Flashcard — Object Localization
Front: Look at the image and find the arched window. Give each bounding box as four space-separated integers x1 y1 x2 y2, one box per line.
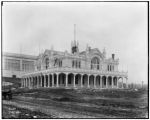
91 57 100 70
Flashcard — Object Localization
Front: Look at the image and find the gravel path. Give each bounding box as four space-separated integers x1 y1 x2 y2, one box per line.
3 100 96 118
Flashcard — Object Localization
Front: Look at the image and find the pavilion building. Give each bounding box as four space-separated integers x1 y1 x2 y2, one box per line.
21 40 128 89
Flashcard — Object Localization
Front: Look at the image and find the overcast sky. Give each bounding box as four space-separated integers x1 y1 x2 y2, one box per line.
2 2 148 84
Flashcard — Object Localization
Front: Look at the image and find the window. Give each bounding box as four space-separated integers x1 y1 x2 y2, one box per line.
76 61 77 68
22 60 34 72
4 59 20 71
59 60 62 67
97 65 99 70
45 58 49 69
112 65 114 71
79 61 81 68
54 58 62 67
91 57 100 70
72 60 81 68
72 61 74 67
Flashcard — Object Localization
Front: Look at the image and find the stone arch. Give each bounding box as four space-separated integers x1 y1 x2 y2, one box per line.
96 75 101 87
33 76 36 88
118 76 123 88
75 74 81 87
89 75 94 87
83 74 88 87
45 74 49 87
37 76 40 88
49 74 53 87
53 73 57 87
68 73 74 87
102 76 106 88
113 76 117 88
108 76 112 88
59 73 66 87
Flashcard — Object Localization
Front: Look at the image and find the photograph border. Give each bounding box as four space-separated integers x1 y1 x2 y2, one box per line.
1 1 149 119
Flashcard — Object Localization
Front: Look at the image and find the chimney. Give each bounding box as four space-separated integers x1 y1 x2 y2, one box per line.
112 54 115 60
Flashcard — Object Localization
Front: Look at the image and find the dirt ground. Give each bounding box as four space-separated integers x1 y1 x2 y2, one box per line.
2 88 148 118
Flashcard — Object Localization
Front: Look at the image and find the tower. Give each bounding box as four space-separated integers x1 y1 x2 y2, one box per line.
71 24 79 54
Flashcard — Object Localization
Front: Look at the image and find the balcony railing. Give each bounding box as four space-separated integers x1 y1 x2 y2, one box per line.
22 66 128 77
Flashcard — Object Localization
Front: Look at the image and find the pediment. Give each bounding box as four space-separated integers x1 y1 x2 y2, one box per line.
89 48 104 59
43 49 51 56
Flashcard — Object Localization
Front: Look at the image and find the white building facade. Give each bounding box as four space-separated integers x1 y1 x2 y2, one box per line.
21 40 128 89
3 52 37 78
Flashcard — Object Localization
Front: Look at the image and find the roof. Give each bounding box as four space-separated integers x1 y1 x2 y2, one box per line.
3 52 38 60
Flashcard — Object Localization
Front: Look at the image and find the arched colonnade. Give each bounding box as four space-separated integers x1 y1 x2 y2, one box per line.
21 73 127 89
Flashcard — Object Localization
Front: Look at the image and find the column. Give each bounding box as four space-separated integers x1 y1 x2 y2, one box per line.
112 76 114 88
20 60 22 71
44 75 46 87
100 76 102 88
24 78 26 87
28 78 30 88
26 78 28 87
40 76 42 87
21 78 23 87
48 74 50 87
65 73 68 87
94 75 96 88
73 74 76 88
52 74 54 87
29 77 31 88
122 78 123 89
81 74 83 88
56 73 59 87
106 76 108 88
25 78 27 88
87 75 90 88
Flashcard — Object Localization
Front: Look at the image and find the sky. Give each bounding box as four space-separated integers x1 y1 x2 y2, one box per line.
2 2 148 84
